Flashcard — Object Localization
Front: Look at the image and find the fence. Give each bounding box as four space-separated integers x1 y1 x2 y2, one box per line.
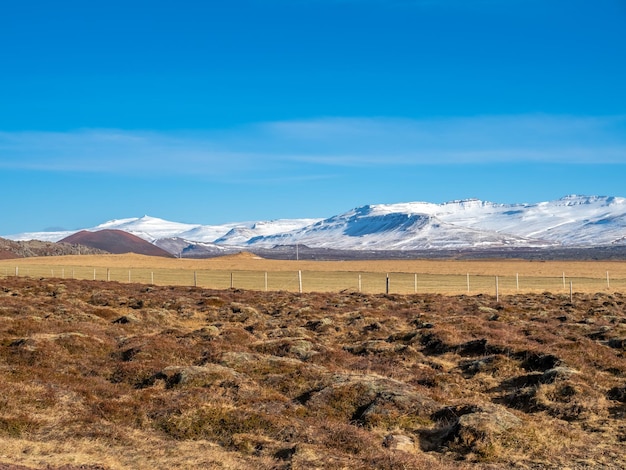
2 264 624 296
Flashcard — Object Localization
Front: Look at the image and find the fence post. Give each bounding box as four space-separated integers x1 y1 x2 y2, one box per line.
15 267 18 277
358 274 362 293
107 269 110 282
414 273 418 293
151 272 154 284
386 274 390 294
607 271 610 288
467 273 470 293
570 281 573 302
298 270 303 293
93 269 96 281
562 272 566 289
128 270 131 282
495 276 499 302
516 273 519 291
194 271 197 287
230 273 233 289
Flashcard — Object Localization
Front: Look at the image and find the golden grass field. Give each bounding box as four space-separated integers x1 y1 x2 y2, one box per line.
1 253 626 295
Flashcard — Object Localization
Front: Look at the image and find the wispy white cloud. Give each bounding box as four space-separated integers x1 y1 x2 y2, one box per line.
259 114 626 165
0 114 624 177
0 129 263 175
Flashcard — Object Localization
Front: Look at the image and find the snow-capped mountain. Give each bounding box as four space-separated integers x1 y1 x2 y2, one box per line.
214 219 322 245
4 216 202 243
401 195 626 246
4 196 626 253
246 209 549 250
95 216 201 241
6 216 320 245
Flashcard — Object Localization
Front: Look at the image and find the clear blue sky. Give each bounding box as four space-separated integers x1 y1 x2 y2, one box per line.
1 0 625 234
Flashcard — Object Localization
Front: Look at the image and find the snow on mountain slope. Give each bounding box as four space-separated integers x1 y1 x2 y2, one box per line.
505 196 626 245
246 206 550 250
350 196 626 244
174 223 249 244
371 195 626 246
214 219 322 245
93 216 201 242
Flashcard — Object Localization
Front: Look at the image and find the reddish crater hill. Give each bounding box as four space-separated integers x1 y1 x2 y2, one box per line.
60 230 173 257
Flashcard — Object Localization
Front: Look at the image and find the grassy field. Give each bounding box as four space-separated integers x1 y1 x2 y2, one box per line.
1 253 626 295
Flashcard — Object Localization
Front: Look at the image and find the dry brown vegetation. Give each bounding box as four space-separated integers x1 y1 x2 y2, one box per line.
1 275 625 469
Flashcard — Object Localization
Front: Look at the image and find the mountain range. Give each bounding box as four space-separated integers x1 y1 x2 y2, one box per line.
4 195 626 258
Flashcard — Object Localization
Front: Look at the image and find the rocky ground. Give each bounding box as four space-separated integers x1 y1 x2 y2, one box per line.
0 277 625 469
0 239 106 259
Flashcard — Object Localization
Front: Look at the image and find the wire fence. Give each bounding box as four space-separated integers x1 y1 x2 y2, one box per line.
2 264 624 296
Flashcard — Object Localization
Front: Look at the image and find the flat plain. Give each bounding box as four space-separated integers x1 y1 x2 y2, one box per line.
1 253 626 295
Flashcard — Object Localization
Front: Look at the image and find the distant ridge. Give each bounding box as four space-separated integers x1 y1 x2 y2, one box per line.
0 237 106 258
5 195 626 256
60 230 173 257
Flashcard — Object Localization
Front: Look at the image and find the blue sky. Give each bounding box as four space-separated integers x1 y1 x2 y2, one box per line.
1 0 625 234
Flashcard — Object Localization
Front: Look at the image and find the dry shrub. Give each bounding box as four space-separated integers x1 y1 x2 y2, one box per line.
307 381 374 421
263 366 331 400
0 414 40 438
157 405 282 446
317 421 377 456
534 380 607 421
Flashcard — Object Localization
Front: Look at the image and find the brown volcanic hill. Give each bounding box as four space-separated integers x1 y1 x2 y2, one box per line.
60 229 173 257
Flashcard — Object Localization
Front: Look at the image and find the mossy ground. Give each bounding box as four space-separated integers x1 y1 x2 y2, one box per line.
0 277 625 469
